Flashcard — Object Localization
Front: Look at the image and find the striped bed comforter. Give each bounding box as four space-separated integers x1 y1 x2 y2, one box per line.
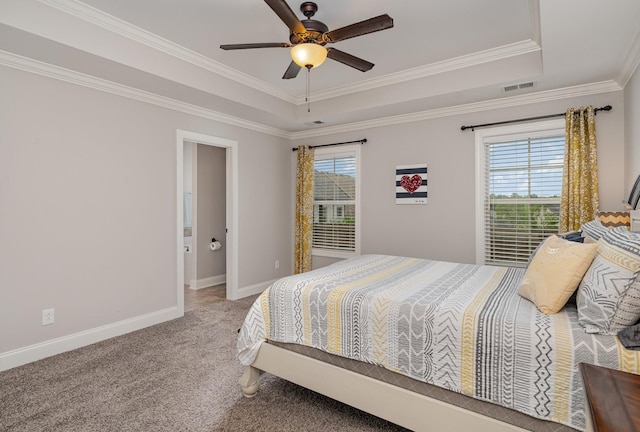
237 255 640 431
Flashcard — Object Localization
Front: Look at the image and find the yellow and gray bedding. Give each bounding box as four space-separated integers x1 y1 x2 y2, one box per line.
238 254 640 431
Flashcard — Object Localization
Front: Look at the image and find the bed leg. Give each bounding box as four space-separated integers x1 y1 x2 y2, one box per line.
238 366 262 398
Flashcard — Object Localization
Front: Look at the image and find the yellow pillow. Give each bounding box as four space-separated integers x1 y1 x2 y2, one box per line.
518 235 598 314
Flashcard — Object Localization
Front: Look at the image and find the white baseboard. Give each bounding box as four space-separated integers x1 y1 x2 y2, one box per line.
230 278 277 300
189 274 226 290
0 306 179 372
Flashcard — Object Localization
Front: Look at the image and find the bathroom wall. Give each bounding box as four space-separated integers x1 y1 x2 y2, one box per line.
195 144 226 285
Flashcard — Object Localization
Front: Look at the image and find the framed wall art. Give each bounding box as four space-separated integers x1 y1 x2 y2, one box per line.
396 164 427 204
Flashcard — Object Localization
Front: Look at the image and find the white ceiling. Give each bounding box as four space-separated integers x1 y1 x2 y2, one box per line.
1 0 639 135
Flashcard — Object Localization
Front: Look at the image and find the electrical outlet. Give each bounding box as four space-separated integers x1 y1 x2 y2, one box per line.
275 260 280 270
42 308 55 326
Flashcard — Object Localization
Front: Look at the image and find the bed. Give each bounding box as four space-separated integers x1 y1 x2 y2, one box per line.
237 253 640 432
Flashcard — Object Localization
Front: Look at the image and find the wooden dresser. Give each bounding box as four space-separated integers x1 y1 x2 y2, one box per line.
580 362 640 431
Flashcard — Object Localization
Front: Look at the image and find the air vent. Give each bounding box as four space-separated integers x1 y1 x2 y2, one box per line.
503 82 536 93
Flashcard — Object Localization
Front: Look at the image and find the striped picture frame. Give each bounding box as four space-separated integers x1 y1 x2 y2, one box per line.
396 164 427 204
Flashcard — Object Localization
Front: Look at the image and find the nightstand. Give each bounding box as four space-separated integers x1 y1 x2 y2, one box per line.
580 362 640 431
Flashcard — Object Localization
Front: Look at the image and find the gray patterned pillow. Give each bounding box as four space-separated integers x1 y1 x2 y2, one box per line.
580 219 609 242
577 227 640 334
611 266 640 330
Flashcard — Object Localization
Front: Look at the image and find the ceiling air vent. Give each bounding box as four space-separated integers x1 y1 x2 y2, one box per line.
503 81 536 93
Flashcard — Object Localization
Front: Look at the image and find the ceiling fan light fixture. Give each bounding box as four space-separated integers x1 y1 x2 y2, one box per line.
290 43 327 68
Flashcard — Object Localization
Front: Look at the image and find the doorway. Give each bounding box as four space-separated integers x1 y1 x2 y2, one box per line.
176 130 239 317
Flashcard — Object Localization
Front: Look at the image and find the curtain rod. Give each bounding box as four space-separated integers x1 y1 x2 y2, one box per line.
460 105 612 132
292 138 367 152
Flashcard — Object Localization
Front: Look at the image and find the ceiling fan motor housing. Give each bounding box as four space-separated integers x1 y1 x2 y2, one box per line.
290 21 328 44
290 2 327 45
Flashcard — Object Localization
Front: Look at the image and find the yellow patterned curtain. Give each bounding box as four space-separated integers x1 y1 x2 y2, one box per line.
295 145 315 274
559 106 599 232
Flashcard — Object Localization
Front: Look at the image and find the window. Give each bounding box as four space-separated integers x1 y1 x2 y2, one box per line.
475 120 565 267
312 145 360 258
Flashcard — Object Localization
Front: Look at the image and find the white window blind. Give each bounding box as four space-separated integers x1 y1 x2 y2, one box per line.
482 133 565 267
313 152 356 253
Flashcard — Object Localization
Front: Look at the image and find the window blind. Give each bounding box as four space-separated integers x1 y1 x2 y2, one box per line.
483 135 564 267
313 154 356 252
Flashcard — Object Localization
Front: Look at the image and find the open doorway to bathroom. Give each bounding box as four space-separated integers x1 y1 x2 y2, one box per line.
183 142 226 310
176 130 239 317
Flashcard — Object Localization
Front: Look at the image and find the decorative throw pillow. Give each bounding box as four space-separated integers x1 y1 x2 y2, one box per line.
577 228 640 334
611 267 640 330
518 235 598 314
551 230 586 306
580 219 609 243
558 234 584 306
526 231 583 269
596 211 631 229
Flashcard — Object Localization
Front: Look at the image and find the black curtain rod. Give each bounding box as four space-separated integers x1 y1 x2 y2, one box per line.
460 105 612 131
292 138 367 152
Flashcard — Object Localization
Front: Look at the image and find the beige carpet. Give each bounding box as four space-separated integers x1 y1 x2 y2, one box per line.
0 287 408 431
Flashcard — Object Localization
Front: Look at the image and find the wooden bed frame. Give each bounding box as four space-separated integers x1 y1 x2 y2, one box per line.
238 342 594 432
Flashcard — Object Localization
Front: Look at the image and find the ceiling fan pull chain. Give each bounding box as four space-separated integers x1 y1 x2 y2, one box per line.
306 66 311 112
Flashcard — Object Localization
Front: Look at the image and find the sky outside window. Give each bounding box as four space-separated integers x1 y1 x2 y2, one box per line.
489 136 564 198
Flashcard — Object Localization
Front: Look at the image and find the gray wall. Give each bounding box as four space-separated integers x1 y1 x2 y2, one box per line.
196 144 226 280
0 65 293 354
300 91 626 269
1 58 636 364
625 65 640 194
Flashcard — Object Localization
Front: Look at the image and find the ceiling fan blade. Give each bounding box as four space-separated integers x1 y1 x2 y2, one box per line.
282 61 301 79
324 14 394 43
264 0 307 35
326 48 374 72
220 42 291 50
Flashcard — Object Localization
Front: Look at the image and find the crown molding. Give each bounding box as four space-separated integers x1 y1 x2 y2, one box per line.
36 0 298 104
303 40 541 104
0 50 290 139
618 27 640 87
291 80 622 139
29 0 633 113
1 49 622 142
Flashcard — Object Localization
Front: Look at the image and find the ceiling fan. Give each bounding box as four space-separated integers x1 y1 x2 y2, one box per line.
220 0 394 79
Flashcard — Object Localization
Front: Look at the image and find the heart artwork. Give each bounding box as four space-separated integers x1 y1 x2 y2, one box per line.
400 174 422 194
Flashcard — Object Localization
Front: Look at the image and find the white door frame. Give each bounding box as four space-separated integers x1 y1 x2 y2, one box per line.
176 129 239 316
